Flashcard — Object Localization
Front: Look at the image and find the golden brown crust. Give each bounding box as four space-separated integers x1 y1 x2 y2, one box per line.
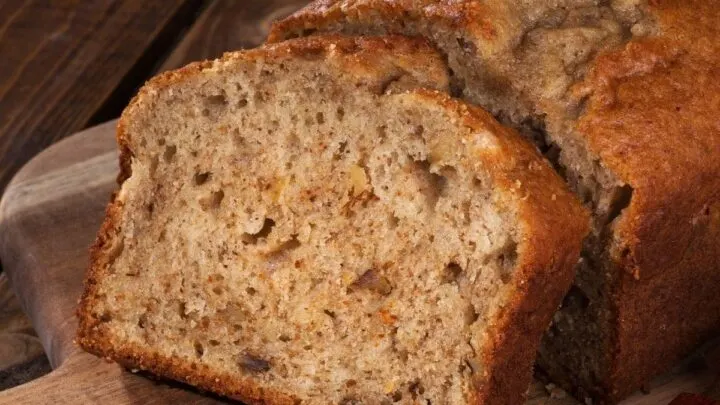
126 33 448 102
270 1 720 402
79 324 299 404
574 1 720 400
78 35 588 404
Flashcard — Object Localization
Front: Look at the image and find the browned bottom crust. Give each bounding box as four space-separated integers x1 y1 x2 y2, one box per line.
79 330 299 405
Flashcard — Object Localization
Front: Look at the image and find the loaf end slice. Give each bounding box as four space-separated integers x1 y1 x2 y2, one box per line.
77 35 588 405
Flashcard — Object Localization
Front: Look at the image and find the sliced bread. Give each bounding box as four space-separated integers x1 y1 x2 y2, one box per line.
77 35 588 405
270 1 720 402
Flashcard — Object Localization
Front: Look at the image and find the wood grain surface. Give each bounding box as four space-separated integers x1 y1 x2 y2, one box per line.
0 273 48 390
159 0 310 72
0 122 717 404
0 0 206 194
0 274 44 372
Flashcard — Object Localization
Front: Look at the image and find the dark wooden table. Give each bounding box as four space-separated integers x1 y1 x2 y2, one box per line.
0 0 309 389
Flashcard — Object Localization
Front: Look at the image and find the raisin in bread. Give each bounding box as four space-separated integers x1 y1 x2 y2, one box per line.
269 1 720 403
77 35 588 405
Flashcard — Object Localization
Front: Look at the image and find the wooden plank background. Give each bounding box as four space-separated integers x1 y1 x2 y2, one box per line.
159 0 310 72
0 0 206 194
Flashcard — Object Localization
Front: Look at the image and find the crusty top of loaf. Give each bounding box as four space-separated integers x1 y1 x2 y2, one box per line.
137 34 450 95
270 0 720 280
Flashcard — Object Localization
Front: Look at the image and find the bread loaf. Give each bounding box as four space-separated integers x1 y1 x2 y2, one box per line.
269 1 720 403
77 35 588 404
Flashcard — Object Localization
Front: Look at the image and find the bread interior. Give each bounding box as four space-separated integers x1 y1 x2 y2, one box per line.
92 58 520 404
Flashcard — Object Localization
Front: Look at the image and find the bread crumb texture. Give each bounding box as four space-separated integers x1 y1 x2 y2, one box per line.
78 36 587 405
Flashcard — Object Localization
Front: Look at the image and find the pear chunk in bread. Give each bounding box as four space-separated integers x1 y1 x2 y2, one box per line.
78 35 588 405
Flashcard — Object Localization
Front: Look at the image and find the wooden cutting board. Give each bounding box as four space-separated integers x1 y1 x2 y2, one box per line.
0 121 716 404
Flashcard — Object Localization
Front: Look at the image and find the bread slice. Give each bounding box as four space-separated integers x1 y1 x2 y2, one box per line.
77 35 588 405
270 2 720 402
